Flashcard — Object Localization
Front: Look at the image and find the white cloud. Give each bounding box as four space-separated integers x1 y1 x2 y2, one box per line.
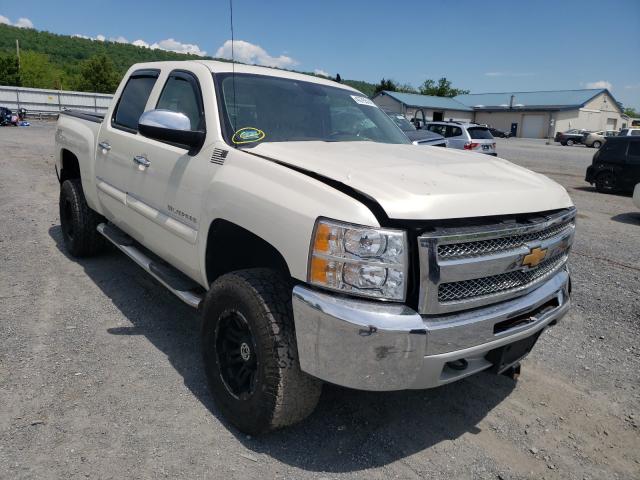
215 40 297 68
585 80 612 90
14 17 33 28
71 31 207 57
624 83 640 90
150 38 206 56
314 68 330 77
0 14 34 28
485 71 535 77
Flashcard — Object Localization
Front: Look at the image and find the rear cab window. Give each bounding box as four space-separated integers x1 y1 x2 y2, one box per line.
112 69 159 132
468 127 494 140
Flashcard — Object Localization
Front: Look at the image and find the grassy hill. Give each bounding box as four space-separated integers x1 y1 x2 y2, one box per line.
0 23 376 95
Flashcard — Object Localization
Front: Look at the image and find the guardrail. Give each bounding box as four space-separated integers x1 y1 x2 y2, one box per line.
0 85 113 117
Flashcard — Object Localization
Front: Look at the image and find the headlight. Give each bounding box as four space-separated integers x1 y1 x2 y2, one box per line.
308 218 408 301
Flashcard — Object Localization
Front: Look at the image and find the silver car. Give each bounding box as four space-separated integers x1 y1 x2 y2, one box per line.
426 121 497 156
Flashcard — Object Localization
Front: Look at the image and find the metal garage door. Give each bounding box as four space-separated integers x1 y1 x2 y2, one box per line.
522 115 545 138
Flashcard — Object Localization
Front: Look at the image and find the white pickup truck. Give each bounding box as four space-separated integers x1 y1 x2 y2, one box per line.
55 61 575 434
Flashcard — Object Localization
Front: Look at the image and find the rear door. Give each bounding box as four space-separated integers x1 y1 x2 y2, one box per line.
95 69 160 231
445 125 466 149
624 140 640 190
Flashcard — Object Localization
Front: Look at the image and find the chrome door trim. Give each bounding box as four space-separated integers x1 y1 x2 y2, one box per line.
125 193 198 245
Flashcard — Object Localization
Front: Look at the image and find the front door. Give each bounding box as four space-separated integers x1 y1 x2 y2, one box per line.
126 69 212 279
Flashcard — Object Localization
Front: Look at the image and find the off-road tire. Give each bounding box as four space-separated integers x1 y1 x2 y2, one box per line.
59 179 106 257
595 171 616 193
202 269 322 434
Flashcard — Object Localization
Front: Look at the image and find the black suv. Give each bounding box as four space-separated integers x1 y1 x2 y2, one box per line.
585 136 640 193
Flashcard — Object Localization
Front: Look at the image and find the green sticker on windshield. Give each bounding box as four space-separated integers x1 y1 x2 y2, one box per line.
232 127 265 144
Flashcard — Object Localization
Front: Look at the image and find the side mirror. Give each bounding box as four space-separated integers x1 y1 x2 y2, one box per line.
138 109 205 151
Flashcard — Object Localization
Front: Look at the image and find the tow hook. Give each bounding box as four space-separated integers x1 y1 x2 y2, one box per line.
501 363 522 381
446 359 468 371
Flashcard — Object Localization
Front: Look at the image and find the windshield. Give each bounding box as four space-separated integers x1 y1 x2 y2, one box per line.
468 127 494 139
388 114 416 131
215 73 410 145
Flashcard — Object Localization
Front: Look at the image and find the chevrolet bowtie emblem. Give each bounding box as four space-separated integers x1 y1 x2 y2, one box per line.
522 247 547 268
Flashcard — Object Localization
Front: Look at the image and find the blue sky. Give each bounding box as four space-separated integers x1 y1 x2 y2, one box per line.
2 0 639 109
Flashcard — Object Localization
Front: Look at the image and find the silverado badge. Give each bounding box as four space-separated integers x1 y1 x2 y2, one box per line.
522 247 547 268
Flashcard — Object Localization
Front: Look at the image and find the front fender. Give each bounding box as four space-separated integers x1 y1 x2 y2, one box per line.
197 151 379 285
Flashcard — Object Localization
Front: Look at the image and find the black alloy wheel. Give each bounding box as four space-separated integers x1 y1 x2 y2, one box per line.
215 309 258 399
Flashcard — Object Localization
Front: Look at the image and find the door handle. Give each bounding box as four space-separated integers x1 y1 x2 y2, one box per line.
133 155 150 167
98 141 111 151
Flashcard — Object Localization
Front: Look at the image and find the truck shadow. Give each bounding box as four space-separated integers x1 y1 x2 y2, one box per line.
49 225 516 473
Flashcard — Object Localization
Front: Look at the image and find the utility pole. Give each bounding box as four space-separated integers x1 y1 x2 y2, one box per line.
16 39 20 72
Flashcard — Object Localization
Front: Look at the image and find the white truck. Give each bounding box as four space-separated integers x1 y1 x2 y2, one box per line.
55 61 575 434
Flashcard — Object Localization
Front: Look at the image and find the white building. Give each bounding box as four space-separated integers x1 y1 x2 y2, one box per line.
372 88 627 138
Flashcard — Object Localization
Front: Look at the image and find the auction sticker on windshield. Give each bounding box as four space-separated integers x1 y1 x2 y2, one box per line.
351 95 377 107
232 127 266 145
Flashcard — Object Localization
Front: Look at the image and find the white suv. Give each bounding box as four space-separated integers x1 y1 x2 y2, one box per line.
426 121 497 156
618 128 640 136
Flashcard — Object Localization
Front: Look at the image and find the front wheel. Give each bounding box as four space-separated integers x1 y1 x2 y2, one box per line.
202 269 322 434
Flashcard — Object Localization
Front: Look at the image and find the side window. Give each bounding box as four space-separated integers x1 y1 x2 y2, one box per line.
627 142 640 163
428 124 446 136
601 141 627 162
157 72 205 131
631 130 640 136
112 71 159 131
447 126 463 137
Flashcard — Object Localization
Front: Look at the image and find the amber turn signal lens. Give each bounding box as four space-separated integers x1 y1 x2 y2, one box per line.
313 223 332 253
310 257 329 283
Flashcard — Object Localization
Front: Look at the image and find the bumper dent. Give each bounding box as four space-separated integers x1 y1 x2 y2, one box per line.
292 270 570 391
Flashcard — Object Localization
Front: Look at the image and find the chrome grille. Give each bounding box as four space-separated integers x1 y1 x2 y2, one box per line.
438 254 566 303
438 219 573 259
417 207 576 314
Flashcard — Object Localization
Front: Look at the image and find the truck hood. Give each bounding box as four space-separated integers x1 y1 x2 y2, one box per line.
250 141 573 220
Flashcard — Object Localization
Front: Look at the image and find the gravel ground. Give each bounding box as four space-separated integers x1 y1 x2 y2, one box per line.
1 124 638 480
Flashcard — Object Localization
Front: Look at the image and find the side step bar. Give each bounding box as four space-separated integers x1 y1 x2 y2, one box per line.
97 223 204 309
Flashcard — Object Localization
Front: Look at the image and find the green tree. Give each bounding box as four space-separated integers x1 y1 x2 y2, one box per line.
374 78 398 94
624 107 637 117
419 77 469 97
20 51 63 89
0 53 21 86
396 83 418 94
75 54 120 93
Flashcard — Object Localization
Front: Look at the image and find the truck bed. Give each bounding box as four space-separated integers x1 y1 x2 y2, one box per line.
59 110 105 123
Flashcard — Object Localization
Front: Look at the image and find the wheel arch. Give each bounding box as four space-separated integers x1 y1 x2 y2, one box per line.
204 219 291 286
59 149 81 183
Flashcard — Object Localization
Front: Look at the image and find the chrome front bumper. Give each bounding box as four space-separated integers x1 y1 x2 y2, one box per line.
292 269 570 391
